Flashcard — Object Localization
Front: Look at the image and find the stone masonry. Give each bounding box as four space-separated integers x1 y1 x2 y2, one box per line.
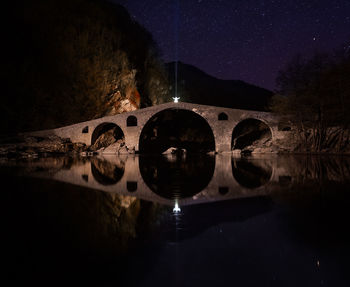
26 102 283 153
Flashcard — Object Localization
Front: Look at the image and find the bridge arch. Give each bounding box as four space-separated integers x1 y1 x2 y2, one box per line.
91 122 124 147
231 118 272 151
138 108 216 154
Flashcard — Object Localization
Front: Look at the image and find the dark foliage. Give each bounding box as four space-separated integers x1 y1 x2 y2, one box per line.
271 45 350 152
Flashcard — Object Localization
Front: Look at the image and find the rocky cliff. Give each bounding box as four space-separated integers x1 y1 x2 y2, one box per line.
0 0 169 134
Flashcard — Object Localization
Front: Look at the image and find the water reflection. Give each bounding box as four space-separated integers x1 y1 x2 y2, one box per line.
232 158 272 189
139 154 215 199
1 155 350 286
287 156 350 182
90 157 125 185
1 155 350 207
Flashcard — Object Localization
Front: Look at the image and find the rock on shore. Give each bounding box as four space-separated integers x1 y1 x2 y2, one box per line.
0 135 87 158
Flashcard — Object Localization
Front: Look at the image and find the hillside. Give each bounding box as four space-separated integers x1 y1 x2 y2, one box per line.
166 62 273 111
0 0 169 134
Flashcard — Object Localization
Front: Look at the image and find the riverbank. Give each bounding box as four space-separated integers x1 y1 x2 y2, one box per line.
0 134 87 159
1 132 349 159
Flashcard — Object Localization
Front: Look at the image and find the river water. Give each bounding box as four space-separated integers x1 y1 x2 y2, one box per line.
1 154 350 286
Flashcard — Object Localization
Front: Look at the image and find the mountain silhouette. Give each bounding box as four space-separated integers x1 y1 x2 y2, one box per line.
166 61 273 111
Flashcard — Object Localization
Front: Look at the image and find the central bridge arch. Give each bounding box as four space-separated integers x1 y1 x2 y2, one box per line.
138 108 216 153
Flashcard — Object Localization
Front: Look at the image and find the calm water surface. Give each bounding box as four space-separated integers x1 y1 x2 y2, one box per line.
1 154 350 286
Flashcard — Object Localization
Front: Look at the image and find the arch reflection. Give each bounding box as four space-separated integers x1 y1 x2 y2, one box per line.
91 157 125 185
232 158 272 189
139 155 215 199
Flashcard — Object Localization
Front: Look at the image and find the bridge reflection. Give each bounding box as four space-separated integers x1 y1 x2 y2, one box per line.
139 154 215 199
232 158 272 189
91 157 125 185
5 155 350 206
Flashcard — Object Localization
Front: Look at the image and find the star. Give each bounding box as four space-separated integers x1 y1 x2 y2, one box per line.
115 0 350 90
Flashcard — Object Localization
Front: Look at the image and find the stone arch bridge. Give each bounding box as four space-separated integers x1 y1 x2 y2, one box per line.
29 102 284 153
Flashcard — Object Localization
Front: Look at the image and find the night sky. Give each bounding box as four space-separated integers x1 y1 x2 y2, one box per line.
114 0 350 90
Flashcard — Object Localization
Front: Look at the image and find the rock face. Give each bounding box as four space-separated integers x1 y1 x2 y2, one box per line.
243 134 275 154
102 140 126 154
162 147 187 155
232 119 275 154
90 128 123 152
89 125 131 155
100 70 141 117
1 0 169 134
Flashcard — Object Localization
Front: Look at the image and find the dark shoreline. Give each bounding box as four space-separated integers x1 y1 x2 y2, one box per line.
1 133 349 159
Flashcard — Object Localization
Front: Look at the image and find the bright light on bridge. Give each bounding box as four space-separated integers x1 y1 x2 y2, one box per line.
173 201 181 213
172 96 180 103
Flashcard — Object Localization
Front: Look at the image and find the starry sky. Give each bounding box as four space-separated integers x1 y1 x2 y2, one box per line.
113 0 350 90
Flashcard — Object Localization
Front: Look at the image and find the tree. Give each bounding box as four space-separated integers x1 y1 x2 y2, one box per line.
271 46 350 152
